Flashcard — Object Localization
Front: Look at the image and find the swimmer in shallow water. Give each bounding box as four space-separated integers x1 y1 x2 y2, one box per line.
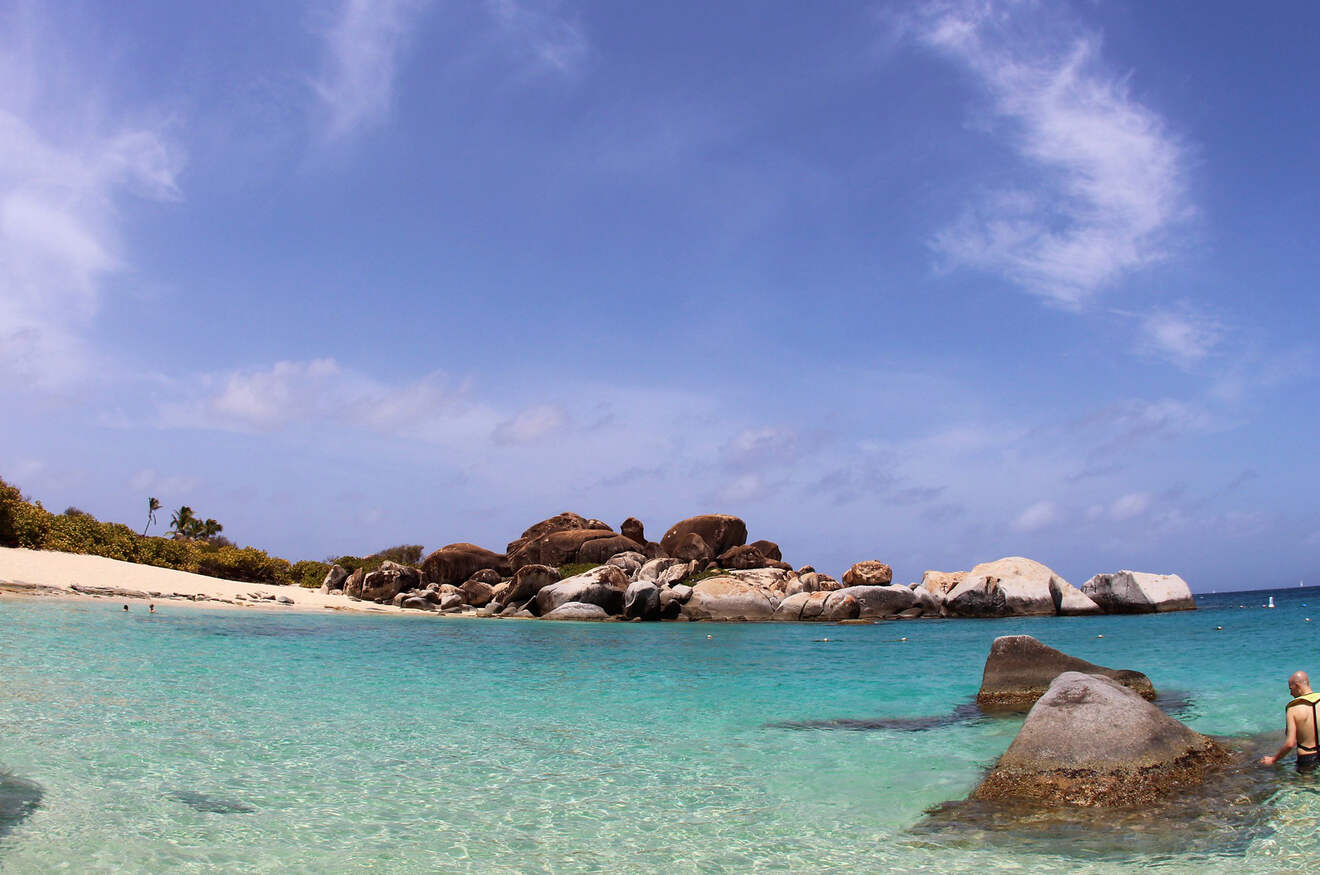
122 604 129 612
1262 670 1320 771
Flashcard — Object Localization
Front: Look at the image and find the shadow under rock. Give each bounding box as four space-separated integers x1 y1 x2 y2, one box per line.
166 789 257 814
0 770 43 839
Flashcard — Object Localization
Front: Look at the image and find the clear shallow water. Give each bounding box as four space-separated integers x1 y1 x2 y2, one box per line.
1 589 1319 872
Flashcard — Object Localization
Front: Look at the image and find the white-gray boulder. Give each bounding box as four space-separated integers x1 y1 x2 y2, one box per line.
543 602 610 620
1082 571 1196 613
681 576 779 620
944 557 1064 618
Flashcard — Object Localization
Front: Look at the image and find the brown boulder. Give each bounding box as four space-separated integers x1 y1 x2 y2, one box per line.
660 514 748 557
577 535 650 565
717 544 768 570
357 560 422 603
670 532 714 563
620 517 646 545
976 635 1155 710
750 539 782 561
458 578 495 608
497 564 560 608
509 528 618 570
342 567 366 598
505 512 591 555
842 560 894 587
421 543 509 587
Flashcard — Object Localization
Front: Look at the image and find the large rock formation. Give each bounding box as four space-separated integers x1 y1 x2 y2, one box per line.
973 672 1229 806
505 512 592 556
576 535 647 565
944 557 1068 618
660 514 747 558
508 528 617 570
976 635 1155 709
421 544 508 587
681 576 778 620
1082 571 1196 613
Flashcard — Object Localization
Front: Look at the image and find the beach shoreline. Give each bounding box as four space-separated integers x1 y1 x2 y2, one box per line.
0 547 410 616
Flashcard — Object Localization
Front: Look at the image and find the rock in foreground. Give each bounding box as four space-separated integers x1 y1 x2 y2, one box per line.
974 672 1229 807
976 635 1155 710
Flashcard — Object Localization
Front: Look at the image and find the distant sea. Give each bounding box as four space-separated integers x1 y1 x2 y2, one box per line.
3 587 1320 872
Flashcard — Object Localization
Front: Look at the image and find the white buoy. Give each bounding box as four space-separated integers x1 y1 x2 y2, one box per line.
1268 596 1276 609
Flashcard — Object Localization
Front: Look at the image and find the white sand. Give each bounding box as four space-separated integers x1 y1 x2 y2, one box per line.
0 547 404 615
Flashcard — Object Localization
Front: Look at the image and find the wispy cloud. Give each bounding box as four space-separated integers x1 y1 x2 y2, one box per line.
0 11 183 388
159 358 504 444
1012 499 1059 533
1133 304 1223 369
913 1 1191 306
485 0 588 77
312 0 430 140
494 404 569 445
1108 491 1150 521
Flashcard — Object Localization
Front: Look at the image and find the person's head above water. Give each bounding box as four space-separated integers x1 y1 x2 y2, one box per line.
1290 671 1312 696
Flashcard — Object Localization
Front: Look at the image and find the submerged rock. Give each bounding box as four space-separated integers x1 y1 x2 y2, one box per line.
0 770 42 838
976 635 1155 710
973 672 1229 807
1082 571 1196 613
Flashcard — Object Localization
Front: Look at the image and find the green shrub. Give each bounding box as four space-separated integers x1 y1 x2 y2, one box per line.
557 562 598 579
678 568 724 587
292 559 332 588
372 544 424 565
195 545 293 586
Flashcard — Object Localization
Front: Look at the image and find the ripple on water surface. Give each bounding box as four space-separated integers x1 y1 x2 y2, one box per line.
1 593 1319 871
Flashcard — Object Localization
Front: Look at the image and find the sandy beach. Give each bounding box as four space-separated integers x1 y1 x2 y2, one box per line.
0 547 404 615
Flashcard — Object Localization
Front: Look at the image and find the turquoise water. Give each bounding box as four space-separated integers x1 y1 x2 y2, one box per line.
2 590 1320 872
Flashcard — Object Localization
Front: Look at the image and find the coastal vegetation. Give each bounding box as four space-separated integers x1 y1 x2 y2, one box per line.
0 476 328 587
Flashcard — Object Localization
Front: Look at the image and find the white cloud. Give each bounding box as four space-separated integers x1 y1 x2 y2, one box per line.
1136 306 1223 369
494 404 569 445
486 0 588 77
1012 499 1059 532
1109 491 1149 521
313 0 430 140
0 14 183 388
160 358 503 444
914 2 1191 306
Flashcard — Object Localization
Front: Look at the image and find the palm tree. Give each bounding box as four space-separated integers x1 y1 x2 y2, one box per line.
143 497 161 536
170 506 196 539
201 519 223 541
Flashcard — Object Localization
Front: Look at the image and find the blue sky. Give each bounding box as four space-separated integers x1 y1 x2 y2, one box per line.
2 0 1317 590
